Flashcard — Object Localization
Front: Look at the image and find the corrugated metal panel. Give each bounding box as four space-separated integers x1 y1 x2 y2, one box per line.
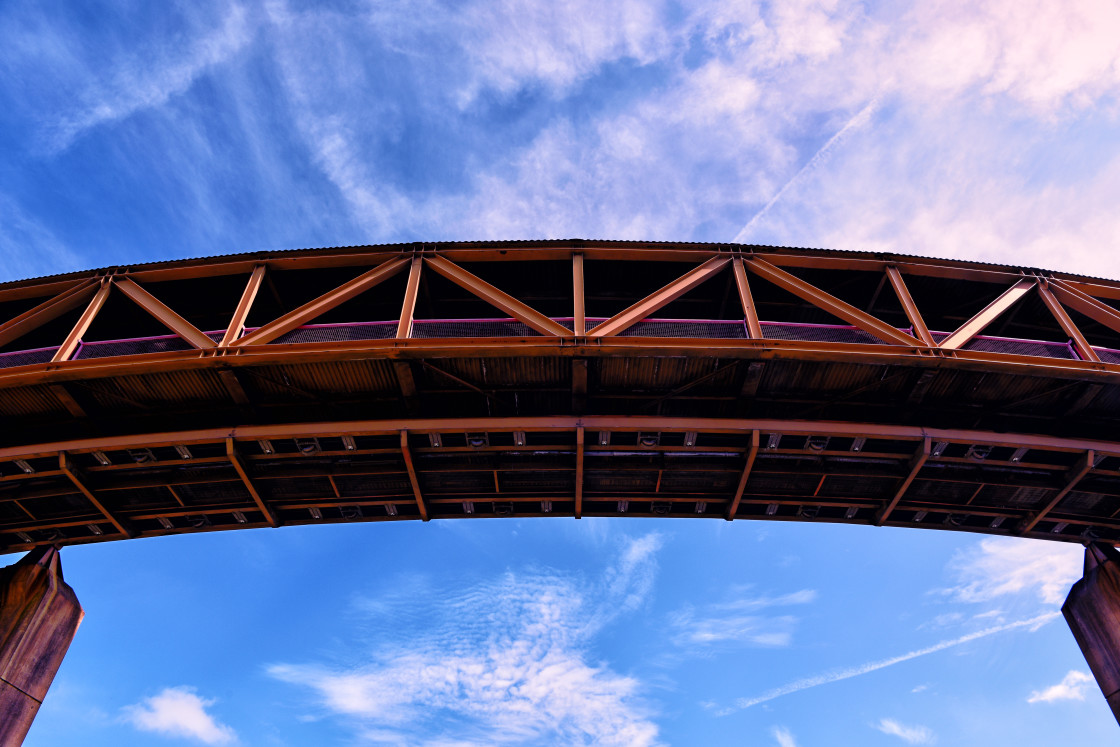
0 386 69 418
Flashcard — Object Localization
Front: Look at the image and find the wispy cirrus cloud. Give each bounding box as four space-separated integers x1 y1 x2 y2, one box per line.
714 612 1057 714
772 725 799 747
269 534 664 746
1028 670 1094 704
121 687 236 745
874 717 936 745
669 588 816 648
941 537 1083 607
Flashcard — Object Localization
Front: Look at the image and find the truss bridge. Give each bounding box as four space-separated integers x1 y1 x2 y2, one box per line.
0 240 1118 552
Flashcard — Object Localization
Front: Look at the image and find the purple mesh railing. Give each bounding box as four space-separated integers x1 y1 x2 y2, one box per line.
0 315 1106 367
0 345 60 369
75 331 225 360
929 332 1077 360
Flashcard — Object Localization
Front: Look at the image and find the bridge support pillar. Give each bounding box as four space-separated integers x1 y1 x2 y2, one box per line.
1064 543 1120 726
0 547 83 745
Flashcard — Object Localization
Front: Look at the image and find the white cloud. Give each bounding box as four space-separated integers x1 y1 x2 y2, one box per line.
772 725 799 747
874 718 935 744
47 4 254 152
122 687 236 745
1028 670 1094 704
943 537 1083 606
269 535 663 746
669 589 816 647
718 611 1057 713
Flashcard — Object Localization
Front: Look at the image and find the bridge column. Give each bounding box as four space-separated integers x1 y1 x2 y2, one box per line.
0 547 83 745
1064 543 1120 725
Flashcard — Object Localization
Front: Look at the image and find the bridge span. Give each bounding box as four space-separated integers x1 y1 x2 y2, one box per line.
4 240 1120 739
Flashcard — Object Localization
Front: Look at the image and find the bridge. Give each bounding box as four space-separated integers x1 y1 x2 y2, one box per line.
4 240 1120 740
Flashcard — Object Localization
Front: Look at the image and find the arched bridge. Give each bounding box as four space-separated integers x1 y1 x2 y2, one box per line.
1 240 1119 552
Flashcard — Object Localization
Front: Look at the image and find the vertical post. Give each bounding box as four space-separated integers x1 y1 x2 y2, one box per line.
0 547 84 745
1063 543 1120 725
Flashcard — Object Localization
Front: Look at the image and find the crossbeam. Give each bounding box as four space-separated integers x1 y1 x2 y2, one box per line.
885 266 934 346
424 256 571 337
232 257 411 346
219 264 266 347
1037 282 1100 362
226 438 280 527
591 257 729 338
876 437 930 524
725 429 760 520
59 453 131 538
745 258 922 346
115 278 216 349
52 280 112 362
1018 449 1095 534
400 430 429 521
0 279 100 350
939 278 1036 350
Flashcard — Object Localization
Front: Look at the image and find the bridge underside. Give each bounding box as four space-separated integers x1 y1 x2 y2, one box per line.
0 241 1119 551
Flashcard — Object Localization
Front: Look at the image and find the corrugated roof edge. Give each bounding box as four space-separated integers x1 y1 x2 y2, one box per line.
0 238 1116 290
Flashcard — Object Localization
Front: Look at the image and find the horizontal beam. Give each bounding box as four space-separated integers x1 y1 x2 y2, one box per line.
4 415 1120 463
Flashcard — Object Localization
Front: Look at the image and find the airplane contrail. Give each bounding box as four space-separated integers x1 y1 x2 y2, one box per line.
716 611 1059 714
732 96 880 244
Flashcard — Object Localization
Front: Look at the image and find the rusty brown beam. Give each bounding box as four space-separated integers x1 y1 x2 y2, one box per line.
59 452 132 538
885 266 935 346
397 258 423 339
115 278 217 350
1048 279 1120 336
0 279 99 350
399 430 430 521
52 280 112 363
591 257 730 338
575 426 585 519
733 258 763 339
725 429 760 520
1018 449 1095 534
424 256 570 337
233 257 411 346
219 264 266 347
573 252 586 336
876 437 931 524
225 438 279 527
1037 282 1100 362
939 278 1036 350
745 258 922 346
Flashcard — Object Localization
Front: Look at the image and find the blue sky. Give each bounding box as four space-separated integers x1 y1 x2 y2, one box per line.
4 0 1120 744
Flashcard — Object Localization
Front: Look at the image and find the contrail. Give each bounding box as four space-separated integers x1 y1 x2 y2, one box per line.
732 96 880 244
716 611 1059 714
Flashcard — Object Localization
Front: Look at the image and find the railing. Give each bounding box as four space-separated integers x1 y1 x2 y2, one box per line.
0 317 1090 369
